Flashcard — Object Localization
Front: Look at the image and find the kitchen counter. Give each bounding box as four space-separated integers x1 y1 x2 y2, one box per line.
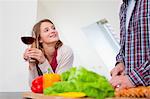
22 92 148 99
0 92 22 99
0 92 147 99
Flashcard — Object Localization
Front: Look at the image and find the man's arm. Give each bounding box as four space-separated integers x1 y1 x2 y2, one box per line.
128 61 150 86
116 48 124 65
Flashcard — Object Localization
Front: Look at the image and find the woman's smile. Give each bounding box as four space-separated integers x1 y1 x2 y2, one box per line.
49 34 57 38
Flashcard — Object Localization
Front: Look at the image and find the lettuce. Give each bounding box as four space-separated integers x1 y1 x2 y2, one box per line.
44 67 114 99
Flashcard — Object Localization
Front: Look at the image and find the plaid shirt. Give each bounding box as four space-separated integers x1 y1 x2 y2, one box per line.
116 0 150 86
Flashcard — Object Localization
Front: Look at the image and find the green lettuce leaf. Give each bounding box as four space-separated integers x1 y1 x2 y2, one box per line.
44 67 114 99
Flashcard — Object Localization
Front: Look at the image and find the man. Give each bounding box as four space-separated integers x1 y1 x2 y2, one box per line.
110 0 150 90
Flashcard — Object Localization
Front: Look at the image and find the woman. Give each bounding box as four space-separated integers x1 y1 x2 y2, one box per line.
23 19 74 85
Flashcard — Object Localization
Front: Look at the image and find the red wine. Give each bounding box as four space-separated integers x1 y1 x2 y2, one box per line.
21 36 35 45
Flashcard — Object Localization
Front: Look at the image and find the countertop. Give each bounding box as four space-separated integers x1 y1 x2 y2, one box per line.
22 92 148 99
0 92 23 99
0 92 147 99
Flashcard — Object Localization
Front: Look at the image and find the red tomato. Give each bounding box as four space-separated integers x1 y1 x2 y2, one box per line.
31 84 43 93
32 76 43 85
31 76 43 93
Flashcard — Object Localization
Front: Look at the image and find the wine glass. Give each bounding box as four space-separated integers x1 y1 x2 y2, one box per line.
21 36 35 45
21 36 36 63
21 36 43 76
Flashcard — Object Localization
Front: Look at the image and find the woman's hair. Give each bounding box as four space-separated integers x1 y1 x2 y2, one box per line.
31 19 63 50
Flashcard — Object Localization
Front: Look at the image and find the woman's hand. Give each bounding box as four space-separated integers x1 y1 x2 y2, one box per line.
110 62 125 77
23 48 46 64
23 48 30 61
110 75 134 90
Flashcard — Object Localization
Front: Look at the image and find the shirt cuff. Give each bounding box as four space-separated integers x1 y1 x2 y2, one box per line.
116 55 124 65
127 69 146 86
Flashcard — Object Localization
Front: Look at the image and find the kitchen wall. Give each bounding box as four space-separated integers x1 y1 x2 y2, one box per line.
0 0 37 92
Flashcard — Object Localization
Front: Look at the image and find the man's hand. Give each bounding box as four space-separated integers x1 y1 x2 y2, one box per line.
110 75 134 90
110 62 125 77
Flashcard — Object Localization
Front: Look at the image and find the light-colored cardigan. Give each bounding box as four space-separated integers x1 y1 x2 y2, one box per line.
29 44 74 85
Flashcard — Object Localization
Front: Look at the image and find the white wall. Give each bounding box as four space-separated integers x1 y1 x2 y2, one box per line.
37 0 121 79
82 22 120 77
0 0 37 92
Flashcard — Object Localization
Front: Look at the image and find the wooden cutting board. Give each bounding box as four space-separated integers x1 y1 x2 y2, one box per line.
22 92 92 99
22 92 147 99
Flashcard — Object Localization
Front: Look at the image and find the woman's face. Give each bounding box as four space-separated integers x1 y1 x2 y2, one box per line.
40 22 59 44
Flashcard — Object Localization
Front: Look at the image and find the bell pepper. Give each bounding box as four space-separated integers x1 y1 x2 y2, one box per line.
31 73 61 93
43 73 61 89
31 76 43 93
57 92 86 98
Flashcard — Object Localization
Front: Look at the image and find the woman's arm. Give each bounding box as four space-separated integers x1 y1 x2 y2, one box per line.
56 45 74 74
